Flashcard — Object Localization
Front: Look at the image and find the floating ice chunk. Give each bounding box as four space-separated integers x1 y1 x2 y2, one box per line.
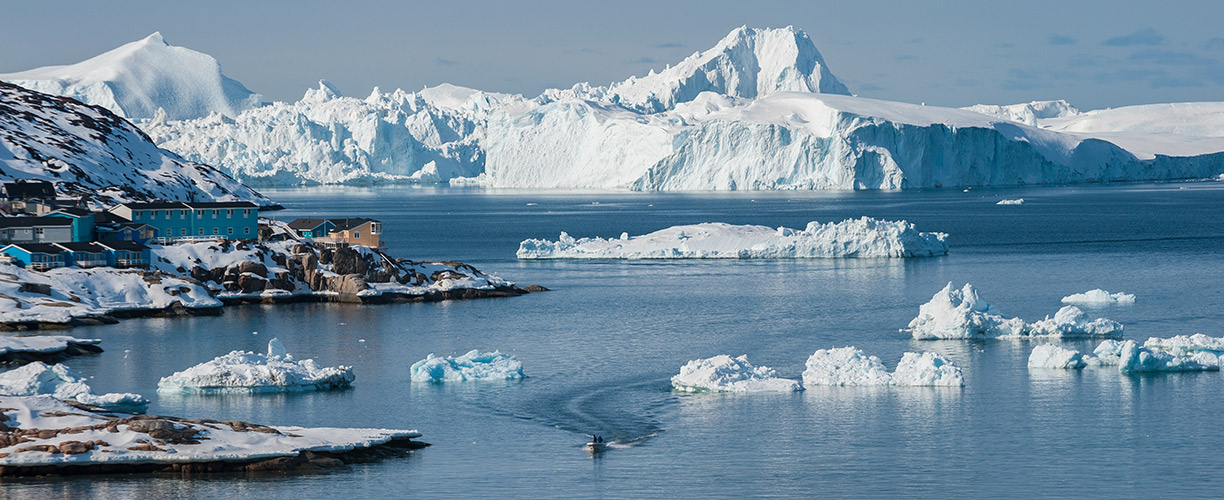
518 218 948 260
802 348 963 386
410 350 524 382
1117 340 1219 373
0 362 147 412
1026 306 1124 339
1027 344 1088 369
800 347 892 386
996 198 1024 205
157 339 354 393
1060 289 1136 306
671 355 802 393
907 283 1026 339
1141 333 1224 359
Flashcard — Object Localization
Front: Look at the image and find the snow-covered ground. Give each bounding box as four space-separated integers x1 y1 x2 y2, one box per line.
671 355 802 392
0 395 421 473
801 347 964 387
517 218 948 259
157 339 354 393
0 82 270 206
410 350 524 382
1060 289 1136 306
0 335 100 360
907 283 1123 340
0 32 260 120
0 262 219 326
0 362 147 412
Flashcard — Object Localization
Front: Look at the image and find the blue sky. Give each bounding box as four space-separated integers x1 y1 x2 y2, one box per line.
3 0 1222 110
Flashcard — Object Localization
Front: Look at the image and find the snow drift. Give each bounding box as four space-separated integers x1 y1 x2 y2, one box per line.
907 283 1123 340
409 350 524 382
517 217 948 259
801 347 964 387
157 339 354 393
671 354 802 392
1 32 260 120
0 362 147 412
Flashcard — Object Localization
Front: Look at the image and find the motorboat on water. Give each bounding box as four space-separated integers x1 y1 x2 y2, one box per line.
585 435 607 452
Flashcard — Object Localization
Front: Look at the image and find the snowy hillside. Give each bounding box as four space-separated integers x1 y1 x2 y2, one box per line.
0 32 261 120
142 81 522 185
0 82 272 206
541 26 850 112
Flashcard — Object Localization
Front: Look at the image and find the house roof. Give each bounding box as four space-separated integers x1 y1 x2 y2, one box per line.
54 242 104 253
51 207 92 217
115 202 189 210
0 216 75 228
95 241 149 252
329 218 377 231
184 201 258 209
288 218 331 230
3 181 55 200
2 243 65 254
94 212 132 224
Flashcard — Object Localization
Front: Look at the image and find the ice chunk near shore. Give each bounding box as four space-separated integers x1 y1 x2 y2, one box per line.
410 350 524 382
1061 289 1136 306
0 362 148 412
518 217 948 260
1027 344 1089 369
1025 306 1124 338
802 348 963 386
671 355 802 392
907 283 1026 339
996 199 1024 205
157 339 354 393
0 335 101 362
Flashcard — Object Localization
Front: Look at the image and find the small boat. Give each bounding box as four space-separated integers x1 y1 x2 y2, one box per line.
585 434 607 452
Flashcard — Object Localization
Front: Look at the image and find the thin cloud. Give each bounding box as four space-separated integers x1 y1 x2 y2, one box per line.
1048 35 1076 46
1103 28 1165 47
1202 37 1224 50
434 57 460 67
1127 49 1205 65
652 42 686 49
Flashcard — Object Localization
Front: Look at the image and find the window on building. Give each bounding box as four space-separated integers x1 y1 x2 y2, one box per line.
180 228 187 236
166 211 171 220
197 211 203 219
354 231 361 238
35 228 44 237
243 209 251 216
212 227 218 235
226 209 233 218
212 210 218 218
179 211 185 219
227 227 234 235
372 223 381 234
198 228 204 235
244 227 251 235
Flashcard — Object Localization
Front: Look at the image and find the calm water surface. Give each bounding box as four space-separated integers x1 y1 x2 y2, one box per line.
6 183 1224 498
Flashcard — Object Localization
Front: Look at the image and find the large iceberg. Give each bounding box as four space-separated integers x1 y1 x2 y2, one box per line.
517 217 947 260
801 347 964 387
0 362 147 412
1060 289 1136 306
671 355 802 393
962 100 1080 127
0 32 261 120
907 283 1123 340
157 339 354 393
409 350 524 382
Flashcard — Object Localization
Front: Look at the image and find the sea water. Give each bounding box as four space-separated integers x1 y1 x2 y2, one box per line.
6 182 1224 498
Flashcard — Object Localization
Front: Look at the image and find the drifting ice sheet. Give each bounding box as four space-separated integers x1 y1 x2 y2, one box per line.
0 362 147 412
1060 289 1136 306
410 350 524 382
157 339 354 393
671 355 802 392
908 283 1123 340
801 347 964 387
518 218 948 259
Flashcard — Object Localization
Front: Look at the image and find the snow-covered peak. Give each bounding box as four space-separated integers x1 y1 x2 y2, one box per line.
549 26 850 113
963 100 1080 126
0 32 261 120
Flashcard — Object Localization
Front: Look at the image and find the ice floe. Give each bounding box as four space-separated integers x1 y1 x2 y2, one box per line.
518 217 948 260
671 355 802 393
157 339 354 393
0 362 147 412
996 199 1024 205
1027 344 1089 369
1060 289 1136 306
802 347 963 387
1028 335 1224 373
409 350 524 382
0 335 101 363
0 395 422 475
908 283 1123 340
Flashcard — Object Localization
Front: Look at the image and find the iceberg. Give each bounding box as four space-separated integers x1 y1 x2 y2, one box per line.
1027 344 1089 369
908 283 1123 340
996 199 1024 205
962 100 1080 127
1060 289 1136 306
802 347 964 387
157 339 354 393
1115 340 1219 373
1141 333 1224 358
671 355 802 393
517 218 948 260
0 362 147 412
409 350 524 382
0 32 261 120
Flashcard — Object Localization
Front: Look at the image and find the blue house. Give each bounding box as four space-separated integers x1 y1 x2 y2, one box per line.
48 208 96 242
54 242 108 268
0 243 67 270
287 218 335 238
108 201 259 242
96 241 151 269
